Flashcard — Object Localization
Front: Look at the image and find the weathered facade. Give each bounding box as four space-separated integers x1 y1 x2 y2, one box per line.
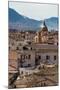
15 44 58 75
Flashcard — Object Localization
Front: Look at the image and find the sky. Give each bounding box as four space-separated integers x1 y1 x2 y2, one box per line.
9 2 58 20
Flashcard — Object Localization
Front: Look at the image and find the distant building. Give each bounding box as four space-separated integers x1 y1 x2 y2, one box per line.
34 21 58 45
9 21 58 75
34 21 48 43
9 30 36 42
18 50 35 68
9 50 18 73
16 44 58 75
48 31 58 45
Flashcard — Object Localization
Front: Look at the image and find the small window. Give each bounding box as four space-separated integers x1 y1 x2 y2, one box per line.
31 47 32 50
46 55 50 60
22 35 25 39
39 56 41 59
28 64 31 67
54 56 56 60
16 47 19 50
25 55 27 59
28 55 31 59
23 46 28 50
21 71 23 74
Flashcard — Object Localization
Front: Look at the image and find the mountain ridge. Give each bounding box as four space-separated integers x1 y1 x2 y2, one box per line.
9 8 58 31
